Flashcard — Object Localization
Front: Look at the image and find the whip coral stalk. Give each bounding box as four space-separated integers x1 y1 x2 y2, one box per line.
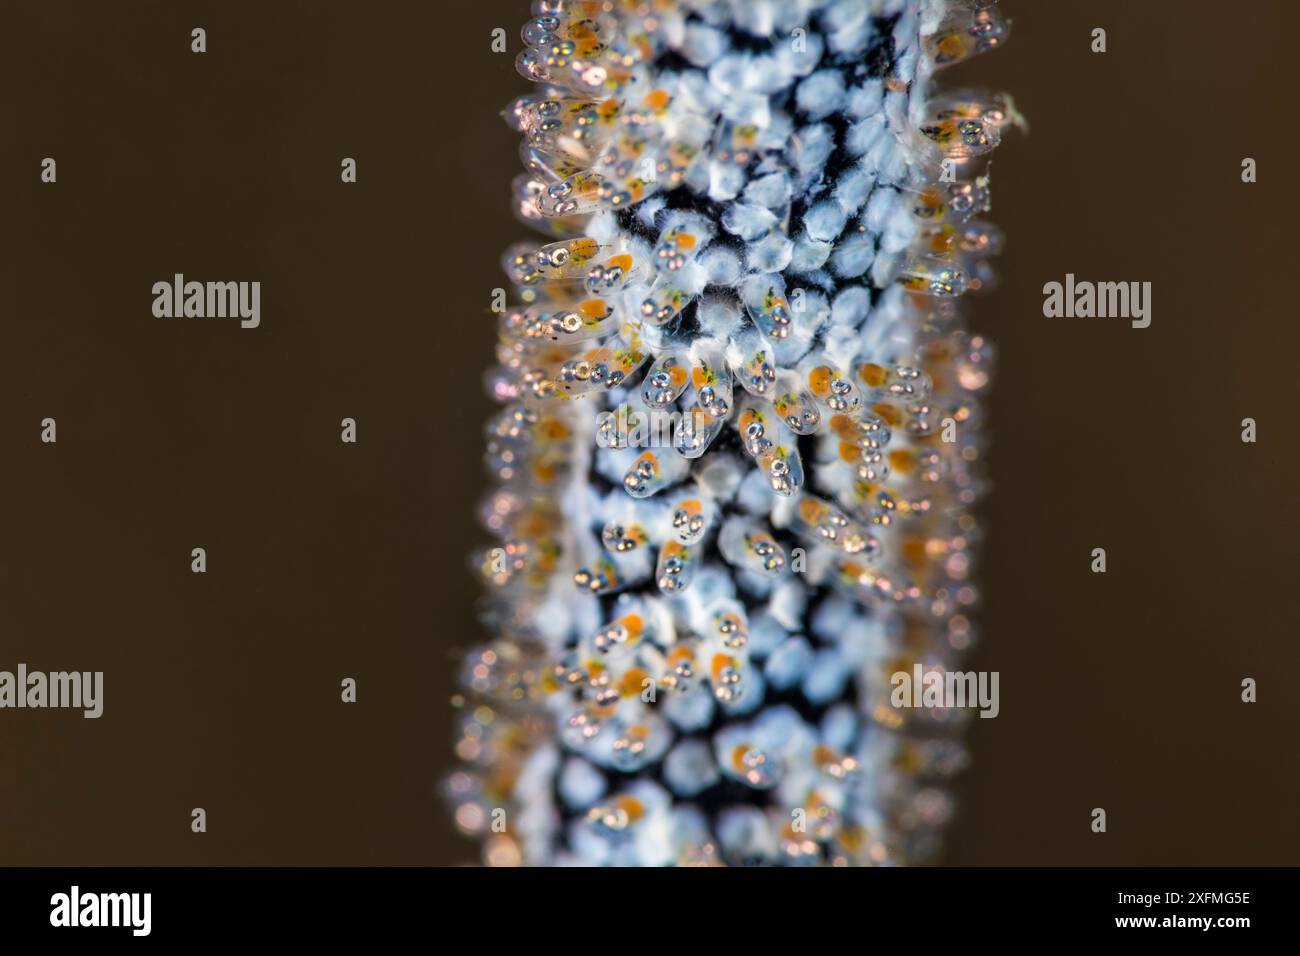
450 0 1012 866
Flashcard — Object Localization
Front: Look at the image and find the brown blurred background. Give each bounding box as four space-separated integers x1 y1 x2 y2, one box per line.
1 0 1296 866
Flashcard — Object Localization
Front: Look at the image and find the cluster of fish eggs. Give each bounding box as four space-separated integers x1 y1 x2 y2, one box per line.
450 0 1011 866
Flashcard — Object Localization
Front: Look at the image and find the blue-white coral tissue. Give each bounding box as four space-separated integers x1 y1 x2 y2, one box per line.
450 0 1014 867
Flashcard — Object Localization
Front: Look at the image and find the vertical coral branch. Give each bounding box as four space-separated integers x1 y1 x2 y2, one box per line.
450 0 1012 866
